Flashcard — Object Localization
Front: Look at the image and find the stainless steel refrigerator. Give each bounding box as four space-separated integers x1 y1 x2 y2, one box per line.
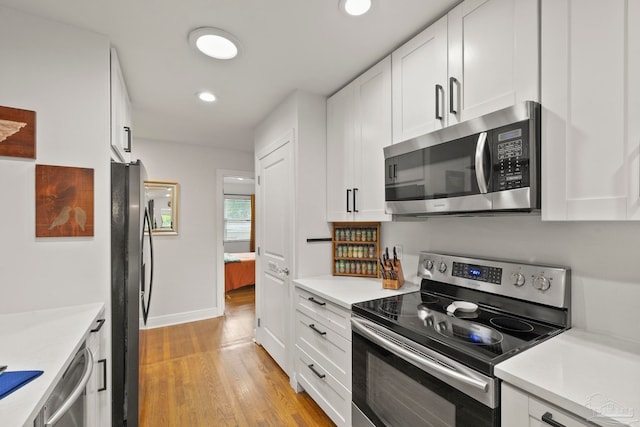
111 160 154 427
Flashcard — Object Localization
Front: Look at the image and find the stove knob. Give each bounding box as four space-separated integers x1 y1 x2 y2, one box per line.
438 262 447 273
511 272 526 287
532 276 551 292
424 259 434 271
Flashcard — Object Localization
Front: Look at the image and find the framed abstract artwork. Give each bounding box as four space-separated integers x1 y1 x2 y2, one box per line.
35 165 94 237
0 106 36 159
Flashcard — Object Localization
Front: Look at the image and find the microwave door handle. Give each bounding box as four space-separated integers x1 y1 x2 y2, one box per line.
475 132 489 194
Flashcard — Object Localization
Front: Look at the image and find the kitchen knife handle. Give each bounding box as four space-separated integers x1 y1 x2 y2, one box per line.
308 364 326 379
308 324 327 336
541 412 566 427
308 297 326 306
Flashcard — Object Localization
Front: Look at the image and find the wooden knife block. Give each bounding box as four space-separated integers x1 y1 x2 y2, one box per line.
382 260 405 290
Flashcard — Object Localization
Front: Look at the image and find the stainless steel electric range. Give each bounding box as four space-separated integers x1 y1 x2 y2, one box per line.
351 251 571 427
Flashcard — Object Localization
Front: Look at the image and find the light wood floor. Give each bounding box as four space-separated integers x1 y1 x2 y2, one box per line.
139 285 335 427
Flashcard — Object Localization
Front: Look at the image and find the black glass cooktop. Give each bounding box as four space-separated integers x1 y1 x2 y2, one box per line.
352 290 564 375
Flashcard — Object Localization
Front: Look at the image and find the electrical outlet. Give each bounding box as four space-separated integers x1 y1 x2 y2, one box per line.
394 244 403 260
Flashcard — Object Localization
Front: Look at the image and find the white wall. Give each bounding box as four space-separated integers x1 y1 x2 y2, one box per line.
132 138 253 327
381 216 640 344
0 7 110 314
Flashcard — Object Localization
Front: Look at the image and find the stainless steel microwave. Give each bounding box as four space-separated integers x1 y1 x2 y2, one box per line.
384 101 541 217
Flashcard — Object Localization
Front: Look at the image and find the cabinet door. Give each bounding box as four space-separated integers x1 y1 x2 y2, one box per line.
326 85 355 222
392 15 448 143
110 48 131 163
447 0 539 125
542 0 640 220
353 56 392 221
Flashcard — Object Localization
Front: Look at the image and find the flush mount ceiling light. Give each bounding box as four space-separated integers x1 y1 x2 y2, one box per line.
197 91 216 102
339 0 372 16
189 27 239 59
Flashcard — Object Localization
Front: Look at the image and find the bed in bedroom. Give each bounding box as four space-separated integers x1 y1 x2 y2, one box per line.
224 252 256 292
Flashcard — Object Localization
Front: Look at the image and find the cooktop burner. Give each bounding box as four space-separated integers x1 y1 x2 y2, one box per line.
489 317 534 332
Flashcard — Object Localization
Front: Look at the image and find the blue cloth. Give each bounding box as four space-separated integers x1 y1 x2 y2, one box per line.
0 370 43 399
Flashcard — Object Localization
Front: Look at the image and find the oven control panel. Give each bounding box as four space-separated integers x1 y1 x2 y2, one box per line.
452 262 502 284
418 251 571 309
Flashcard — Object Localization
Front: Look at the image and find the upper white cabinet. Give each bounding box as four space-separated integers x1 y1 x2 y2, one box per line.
541 0 640 220
391 15 448 142
391 0 539 144
327 56 392 222
110 48 132 163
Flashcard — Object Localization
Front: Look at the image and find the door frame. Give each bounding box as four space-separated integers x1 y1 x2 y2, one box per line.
215 168 255 316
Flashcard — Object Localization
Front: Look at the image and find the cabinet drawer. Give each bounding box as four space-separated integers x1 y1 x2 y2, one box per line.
295 345 351 427
529 397 594 427
295 287 351 340
295 310 351 388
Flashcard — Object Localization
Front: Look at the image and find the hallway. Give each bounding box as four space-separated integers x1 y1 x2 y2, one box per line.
139 285 335 426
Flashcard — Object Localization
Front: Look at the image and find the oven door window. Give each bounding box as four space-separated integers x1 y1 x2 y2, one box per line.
385 134 488 202
352 332 498 427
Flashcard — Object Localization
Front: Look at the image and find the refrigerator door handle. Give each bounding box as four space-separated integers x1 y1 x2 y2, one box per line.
141 207 154 325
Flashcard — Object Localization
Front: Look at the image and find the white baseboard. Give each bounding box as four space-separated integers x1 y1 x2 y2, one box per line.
140 307 223 329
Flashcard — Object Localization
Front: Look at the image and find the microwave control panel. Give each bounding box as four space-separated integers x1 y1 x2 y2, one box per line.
492 120 530 191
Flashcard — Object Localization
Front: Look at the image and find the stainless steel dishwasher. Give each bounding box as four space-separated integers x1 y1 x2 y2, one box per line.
33 346 94 427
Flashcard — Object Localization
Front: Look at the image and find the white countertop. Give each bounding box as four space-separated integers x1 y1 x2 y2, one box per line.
0 303 105 427
496 328 640 427
294 275 420 309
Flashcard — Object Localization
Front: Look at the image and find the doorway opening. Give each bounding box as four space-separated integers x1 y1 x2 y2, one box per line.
216 169 255 317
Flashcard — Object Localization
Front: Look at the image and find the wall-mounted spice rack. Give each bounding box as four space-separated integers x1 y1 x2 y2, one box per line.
332 222 380 278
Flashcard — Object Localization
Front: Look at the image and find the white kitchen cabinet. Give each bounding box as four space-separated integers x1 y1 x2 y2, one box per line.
501 383 595 427
391 15 448 142
86 317 108 427
541 0 640 221
326 56 391 222
294 286 352 427
391 0 539 143
110 47 132 163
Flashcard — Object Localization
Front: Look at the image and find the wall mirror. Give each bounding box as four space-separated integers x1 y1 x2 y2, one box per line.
144 180 179 235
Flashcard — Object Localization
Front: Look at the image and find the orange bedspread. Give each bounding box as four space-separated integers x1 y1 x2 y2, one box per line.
224 252 255 292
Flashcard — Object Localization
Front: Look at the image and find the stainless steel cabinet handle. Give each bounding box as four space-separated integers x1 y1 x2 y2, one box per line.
475 132 489 194
90 318 105 333
435 84 444 120
541 412 566 427
123 126 131 152
45 348 94 427
449 77 458 114
346 189 352 213
307 297 326 306
98 358 107 392
351 317 489 392
308 324 327 336
308 364 326 379
353 188 358 213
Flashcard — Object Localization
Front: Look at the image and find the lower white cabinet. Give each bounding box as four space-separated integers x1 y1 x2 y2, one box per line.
502 383 594 427
294 286 352 427
86 317 108 427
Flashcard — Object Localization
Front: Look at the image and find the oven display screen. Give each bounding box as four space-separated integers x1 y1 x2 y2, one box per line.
452 262 502 284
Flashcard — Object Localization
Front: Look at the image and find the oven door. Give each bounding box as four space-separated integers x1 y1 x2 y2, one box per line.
351 316 499 427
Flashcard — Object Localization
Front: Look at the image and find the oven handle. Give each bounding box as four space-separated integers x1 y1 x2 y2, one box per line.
351 317 489 392
475 131 489 194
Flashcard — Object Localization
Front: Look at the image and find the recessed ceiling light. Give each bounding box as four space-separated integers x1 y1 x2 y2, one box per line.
197 91 216 102
189 27 240 59
339 0 372 16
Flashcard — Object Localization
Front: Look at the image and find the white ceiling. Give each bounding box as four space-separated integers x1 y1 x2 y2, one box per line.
0 0 458 153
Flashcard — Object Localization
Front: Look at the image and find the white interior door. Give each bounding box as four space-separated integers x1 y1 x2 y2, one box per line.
255 134 293 374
